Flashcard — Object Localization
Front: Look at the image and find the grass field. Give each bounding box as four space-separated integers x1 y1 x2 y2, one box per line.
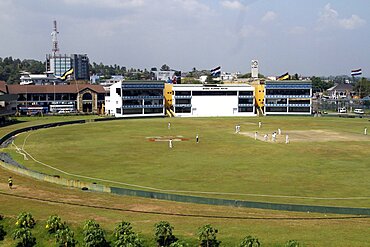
1 116 370 246
3 116 370 208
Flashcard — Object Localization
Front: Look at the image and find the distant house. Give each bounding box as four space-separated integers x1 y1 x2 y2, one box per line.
326 83 354 99
0 81 17 122
7 84 105 115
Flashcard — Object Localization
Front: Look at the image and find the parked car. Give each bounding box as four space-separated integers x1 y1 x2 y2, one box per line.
354 109 365 114
338 107 347 113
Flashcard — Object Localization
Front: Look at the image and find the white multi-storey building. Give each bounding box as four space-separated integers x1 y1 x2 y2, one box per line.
172 84 256 117
105 81 165 117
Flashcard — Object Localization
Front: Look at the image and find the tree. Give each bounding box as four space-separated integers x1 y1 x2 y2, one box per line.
113 221 143 247
354 77 370 98
13 228 36 247
55 227 77 247
83 220 108 247
239 235 260 247
198 224 221 247
45 215 65 234
160 64 170 71
154 221 178 247
311 76 334 93
15 212 36 229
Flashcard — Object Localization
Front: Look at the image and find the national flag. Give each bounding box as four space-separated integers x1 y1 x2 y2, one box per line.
60 67 74 81
210 66 221 77
351 68 362 76
277 72 289 81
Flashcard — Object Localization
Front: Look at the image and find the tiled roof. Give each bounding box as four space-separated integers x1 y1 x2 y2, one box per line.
0 81 7 93
7 84 106 94
327 83 354 92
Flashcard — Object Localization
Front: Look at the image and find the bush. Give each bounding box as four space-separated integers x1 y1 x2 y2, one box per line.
198 224 221 247
169 240 189 247
45 215 65 234
285 240 300 247
15 212 36 229
113 221 143 247
55 226 77 247
83 219 108 247
239 235 260 247
154 221 178 247
13 228 36 247
0 224 6 241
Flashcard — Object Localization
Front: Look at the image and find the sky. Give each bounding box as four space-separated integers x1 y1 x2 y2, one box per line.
0 0 369 77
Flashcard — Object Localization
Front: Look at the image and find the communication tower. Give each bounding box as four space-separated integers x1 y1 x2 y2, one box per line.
51 20 59 56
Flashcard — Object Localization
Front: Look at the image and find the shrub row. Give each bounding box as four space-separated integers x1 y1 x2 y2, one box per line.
0 212 301 246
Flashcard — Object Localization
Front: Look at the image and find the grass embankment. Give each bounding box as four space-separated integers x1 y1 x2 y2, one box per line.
0 167 369 247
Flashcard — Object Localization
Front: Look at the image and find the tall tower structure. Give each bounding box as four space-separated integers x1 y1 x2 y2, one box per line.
51 20 59 56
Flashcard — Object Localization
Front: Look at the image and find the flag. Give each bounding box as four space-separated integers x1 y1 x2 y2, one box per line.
210 66 221 77
60 67 74 81
351 68 362 76
277 72 289 81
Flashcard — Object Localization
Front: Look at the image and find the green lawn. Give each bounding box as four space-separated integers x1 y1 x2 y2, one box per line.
4 116 370 207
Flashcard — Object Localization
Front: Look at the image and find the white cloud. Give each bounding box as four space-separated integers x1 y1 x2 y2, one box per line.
261 11 277 23
63 0 144 9
220 0 247 11
317 3 366 30
339 14 366 30
288 26 306 35
173 0 211 14
238 25 265 38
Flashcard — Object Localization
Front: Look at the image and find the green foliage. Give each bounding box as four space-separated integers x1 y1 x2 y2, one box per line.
238 73 265 79
83 219 108 247
45 215 65 234
198 224 221 247
15 212 36 229
13 227 36 247
311 76 334 93
353 77 370 98
0 224 6 241
169 240 189 247
0 57 45 84
55 226 77 247
113 221 143 247
285 240 300 247
239 235 260 247
154 221 178 247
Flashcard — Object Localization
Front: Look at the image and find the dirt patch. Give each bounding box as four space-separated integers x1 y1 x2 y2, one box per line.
241 130 370 143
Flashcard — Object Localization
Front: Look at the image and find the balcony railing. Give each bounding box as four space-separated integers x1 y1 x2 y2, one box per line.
265 95 311 99
123 104 164 109
122 95 163 100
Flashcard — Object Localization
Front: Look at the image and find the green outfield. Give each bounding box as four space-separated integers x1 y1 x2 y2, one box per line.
4 116 370 208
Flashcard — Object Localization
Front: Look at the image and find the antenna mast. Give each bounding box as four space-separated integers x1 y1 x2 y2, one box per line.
51 20 59 56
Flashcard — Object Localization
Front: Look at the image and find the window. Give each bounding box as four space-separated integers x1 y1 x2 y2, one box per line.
116 108 121 114
288 107 310 112
82 93 92 100
238 98 253 104
175 91 191 96
238 107 253 112
116 88 121 96
239 91 253 96
266 107 287 112
175 107 191 113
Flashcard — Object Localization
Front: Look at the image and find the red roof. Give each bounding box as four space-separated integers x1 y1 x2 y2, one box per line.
7 84 106 94
0 81 7 93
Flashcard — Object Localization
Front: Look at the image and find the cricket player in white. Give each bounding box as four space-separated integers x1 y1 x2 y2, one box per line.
169 139 173 148
285 134 289 144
